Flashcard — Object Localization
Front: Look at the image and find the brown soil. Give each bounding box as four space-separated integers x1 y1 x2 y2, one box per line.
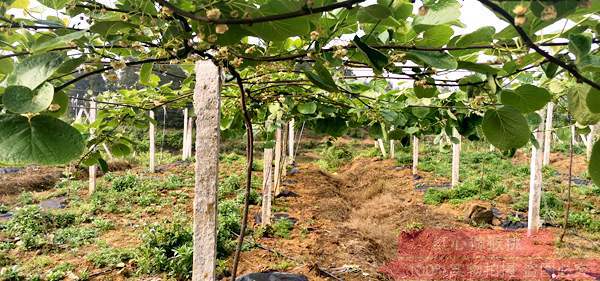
511 151 589 176
0 166 63 196
237 157 463 280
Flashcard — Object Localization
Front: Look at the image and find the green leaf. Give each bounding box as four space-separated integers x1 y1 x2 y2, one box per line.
98 157 109 173
9 0 29 9
456 61 499 75
500 84 552 113
44 91 69 117
0 114 84 165
414 78 437 98
542 62 559 78
449 26 495 56
417 25 454 48
90 21 137 37
357 4 391 23
37 0 70 9
482 105 530 150
7 52 65 89
300 61 338 92
312 117 348 137
243 1 311 41
569 33 592 60
407 50 457 69
0 58 14 76
110 143 132 157
353 36 389 73
586 87 600 114
139 63 153 85
413 0 461 32
590 140 600 186
297 102 317 114
2 83 54 114
568 84 600 125
31 31 86 53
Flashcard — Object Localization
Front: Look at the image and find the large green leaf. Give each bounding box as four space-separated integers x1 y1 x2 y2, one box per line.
90 21 138 37
500 84 552 113
0 57 14 76
312 117 348 137
587 87 600 114
569 33 592 60
31 31 86 53
297 102 317 114
243 1 311 41
414 78 438 98
482 105 530 150
139 63 153 85
456 61 499 75
37 0 71 9
590 140 600 186
7 52 65 89
353 36 389 73
2 83 54 114
407 50 457 69
357 4 391 23
300 61 338 92
44 91 69 117
413 0 461 32
568 84 600 125
417 25 454 48
0 114 84 165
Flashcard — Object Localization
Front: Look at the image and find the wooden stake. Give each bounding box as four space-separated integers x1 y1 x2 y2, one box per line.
528 109 546 235
543 102 554 166
377 138 387 158
273 125 283 196
88 100 97 194
412 136 419 176
187 116 194 159
183 108 189 160
149 110 156 173
192 60 220 281
288 119 295 164
261 148 274 226
390 139 395 159
451 129 461 188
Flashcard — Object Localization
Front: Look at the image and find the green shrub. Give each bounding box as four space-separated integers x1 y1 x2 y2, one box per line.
0 266 25 281
3 206 49 249
17 193 34 205
86 246 134 268
235 189 261 206
52 227 98 247
92 218 115 231
111 174 138 192
317 144 353 171
220 174 241 198
164 175 184 190
136 221 192 280
46 263 73 281
272 218 294 239
423 189 448 205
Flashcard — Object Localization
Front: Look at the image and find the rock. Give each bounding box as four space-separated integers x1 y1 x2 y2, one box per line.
275 190 299 198
273 213 298 225
236 272 308 281
254 212 262 225
501 213 528 230
287 167 300 176
0 212 12 222
465 203 493 225
39 196 67 209
496 194 513 204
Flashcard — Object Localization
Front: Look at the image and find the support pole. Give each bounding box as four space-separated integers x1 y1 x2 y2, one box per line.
377 138 387 158
149 110 156 173
183 108 189 160
288 119 295 164
192 60 220 281
390 139 395 159
528 109 546 235
261 148 274 226
451 129 461 188
273 125 283 196
187 116 194 160
543 102 554 166
88 100 97 194
412 136 419 176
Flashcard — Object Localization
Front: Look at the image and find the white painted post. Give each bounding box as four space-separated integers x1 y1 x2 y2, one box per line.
88 100 97 194
273 125 283 196
412 136 419 176
543 102 554 166
528 109 546 235
187 116 194 159
149 110 156 173
261 148 274 226
390 139 395 159
587 125 597 160
288 119 295 164
102 143 114 160
183 108 189 160
451 128 461 188
377 138 387 158
571 125 578 145
192 60 220 281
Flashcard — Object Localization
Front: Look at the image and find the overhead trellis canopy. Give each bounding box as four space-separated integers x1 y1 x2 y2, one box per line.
0 0 599 177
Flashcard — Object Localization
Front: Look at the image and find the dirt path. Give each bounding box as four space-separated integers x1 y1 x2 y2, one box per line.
238 157 462 280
